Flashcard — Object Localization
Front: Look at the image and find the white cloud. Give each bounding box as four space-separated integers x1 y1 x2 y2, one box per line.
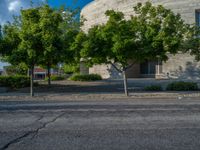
8 1 21 12
0 0 45 24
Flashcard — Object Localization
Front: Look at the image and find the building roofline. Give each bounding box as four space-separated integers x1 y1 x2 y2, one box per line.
81 0 95 12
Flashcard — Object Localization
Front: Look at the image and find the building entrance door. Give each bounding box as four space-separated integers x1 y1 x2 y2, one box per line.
140 61 157 78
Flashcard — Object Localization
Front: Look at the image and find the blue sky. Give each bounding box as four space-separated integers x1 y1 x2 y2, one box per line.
0 0 93 69
0 0 93 24
48 0 93 9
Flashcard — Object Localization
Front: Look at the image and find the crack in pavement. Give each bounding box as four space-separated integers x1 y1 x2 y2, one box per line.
30 112 66 139
0 112 66 150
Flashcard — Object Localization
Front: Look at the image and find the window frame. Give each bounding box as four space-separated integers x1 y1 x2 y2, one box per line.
196 9 200 26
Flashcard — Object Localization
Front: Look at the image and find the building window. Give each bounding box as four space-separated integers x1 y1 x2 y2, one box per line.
196 10 200 26
140 61 157 75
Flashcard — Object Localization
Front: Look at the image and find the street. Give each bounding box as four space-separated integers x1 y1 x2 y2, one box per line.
1 99 200 150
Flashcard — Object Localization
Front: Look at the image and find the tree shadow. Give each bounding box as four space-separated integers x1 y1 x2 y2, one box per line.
14 80 125 94
167 61 200 80
106 64 122 79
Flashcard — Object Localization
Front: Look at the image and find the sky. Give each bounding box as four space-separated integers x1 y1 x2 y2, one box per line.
0 0 93 69
48 0 93 9
0 0 93 24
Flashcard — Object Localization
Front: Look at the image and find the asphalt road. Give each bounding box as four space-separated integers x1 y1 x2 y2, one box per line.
1 99 200 150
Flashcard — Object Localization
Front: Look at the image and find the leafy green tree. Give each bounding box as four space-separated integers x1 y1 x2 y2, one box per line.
1 4 81 95
183 26 200 61
39 5 63 85
19 8 43 96
79 2 189 96
60 7 81 67
62 63 79 74
0 25 2 50
2 8 42 96
0 25 3 57
1 23 21 57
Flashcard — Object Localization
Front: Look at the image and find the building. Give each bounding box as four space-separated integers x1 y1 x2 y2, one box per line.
33 67 60 80
81 0 200 79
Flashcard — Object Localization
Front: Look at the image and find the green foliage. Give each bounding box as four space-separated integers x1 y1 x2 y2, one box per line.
62 64 79 74
74 2 190 96
45 75 65 81
166 81 199 91
69 74 102 81
19 7 43 67
1 4 81 95
1 23 21 60
4 63 28 76
183 26 200 61
78 2 189 71
59 7 81 64
70 32 87 63
144 85 162 91
39 5 63 68
0 75 30 89
0 25 2 54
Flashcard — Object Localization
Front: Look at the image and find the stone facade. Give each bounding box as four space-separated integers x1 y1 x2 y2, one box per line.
81 0 200 79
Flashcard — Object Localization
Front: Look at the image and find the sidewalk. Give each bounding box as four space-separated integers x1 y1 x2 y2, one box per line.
0 79 200 101
0 91 200 101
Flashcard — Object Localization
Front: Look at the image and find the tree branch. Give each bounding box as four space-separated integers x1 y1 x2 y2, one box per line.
124 61 136 70
109 62 123 73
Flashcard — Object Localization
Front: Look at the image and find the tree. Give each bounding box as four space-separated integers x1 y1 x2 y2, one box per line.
0 25 2 55
183 25 200 61
1 4 81 95
1 23 21 57
60 7 81 68
0 25 2 45
2 8 43 96
39 5 63 85
79 2 189 96
19 8 44 96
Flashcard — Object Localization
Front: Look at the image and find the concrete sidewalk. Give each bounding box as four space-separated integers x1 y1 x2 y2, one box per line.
0 91 200 101
0 79 200 101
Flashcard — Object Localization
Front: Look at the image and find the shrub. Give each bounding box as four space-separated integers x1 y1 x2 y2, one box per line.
166 81 199 91
62 64 79 74
144 85 162 91
4 63 28 76
0 75 30 89
45 75 65 81
69 74 102 81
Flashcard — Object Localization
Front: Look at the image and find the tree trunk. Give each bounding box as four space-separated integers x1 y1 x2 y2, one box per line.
27 69 30 77
47 63 51 86
30 65 34 97
123 69 129 96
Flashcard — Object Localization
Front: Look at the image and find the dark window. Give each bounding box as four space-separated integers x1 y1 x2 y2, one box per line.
140 61 156 75
196 10 200 26
140 61 149 74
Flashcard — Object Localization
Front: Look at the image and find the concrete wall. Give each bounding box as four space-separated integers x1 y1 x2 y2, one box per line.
162 53 200 80
81 0 200 79
81 0 200 31
89 64 122 79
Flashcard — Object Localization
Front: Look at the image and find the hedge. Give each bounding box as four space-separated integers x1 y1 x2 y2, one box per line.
166 81 199 91
0 75 30 89
69 74 102 81
144 85 162 91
